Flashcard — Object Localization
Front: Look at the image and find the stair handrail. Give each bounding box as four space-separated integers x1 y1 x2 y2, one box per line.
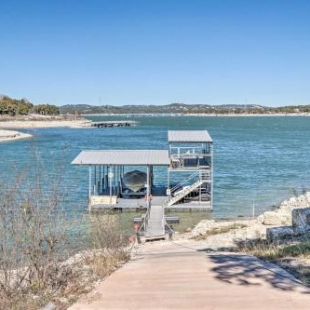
170 179 203 200
170 171 200 194
199 170 210 181
137 202 151 236
160 205 165 234
164 171 210 207
166 179 205 207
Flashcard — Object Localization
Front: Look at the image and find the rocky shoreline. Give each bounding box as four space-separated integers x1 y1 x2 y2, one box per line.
7 190 309 309
184 191 310 250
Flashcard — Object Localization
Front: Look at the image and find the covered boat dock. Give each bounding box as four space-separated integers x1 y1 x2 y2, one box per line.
71 149 170 211
72 130 213 240
71 130 213 212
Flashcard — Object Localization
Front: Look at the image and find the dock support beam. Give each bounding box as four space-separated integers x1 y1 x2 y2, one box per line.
88 166 92 210
210 144 214 210
146 165 150 209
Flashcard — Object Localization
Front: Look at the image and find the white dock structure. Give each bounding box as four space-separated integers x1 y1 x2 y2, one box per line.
167 130 213 210
72 130 213 239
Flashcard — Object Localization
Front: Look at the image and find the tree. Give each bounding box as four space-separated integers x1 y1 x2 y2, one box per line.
0 96 33 115
34 104 60 115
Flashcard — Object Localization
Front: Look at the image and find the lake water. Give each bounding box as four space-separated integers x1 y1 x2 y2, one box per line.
1 115 310 232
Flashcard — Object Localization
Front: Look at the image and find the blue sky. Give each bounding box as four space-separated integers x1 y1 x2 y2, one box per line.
1 0 310 107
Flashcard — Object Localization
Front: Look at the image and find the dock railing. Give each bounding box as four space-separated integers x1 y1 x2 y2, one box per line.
137 201 151 238
164 170 210 207
170 171 201 194
170 150 210 169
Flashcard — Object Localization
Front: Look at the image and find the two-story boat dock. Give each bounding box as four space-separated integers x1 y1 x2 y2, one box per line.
72 130 213 239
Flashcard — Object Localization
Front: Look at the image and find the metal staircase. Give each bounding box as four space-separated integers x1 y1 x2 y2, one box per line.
165 171 209 207
166 179 204 207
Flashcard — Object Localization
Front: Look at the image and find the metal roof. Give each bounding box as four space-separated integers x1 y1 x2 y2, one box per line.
71 150 170 166
168 130 213 143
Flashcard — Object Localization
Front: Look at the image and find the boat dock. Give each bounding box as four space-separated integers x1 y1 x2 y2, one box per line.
91 120 137 128
72 130 213 240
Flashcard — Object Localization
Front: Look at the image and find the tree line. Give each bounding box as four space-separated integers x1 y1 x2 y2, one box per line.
0 95 59 116
60 103 310 115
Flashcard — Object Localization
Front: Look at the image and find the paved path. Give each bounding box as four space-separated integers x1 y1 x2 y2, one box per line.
69 240 310 310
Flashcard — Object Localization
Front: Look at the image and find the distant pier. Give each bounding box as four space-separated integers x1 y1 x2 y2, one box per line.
91 120 137 128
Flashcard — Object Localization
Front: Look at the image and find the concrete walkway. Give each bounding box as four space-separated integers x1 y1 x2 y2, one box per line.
69 240 310 310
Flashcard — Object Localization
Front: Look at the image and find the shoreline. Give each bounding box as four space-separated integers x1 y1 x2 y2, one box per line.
83 112 310 117
67 191 310 308
177 190 310 249
0 119 92 129
0 113 309 130
0 129 33 143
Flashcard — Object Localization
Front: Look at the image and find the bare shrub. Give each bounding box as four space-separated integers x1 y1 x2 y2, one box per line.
0 153 131 309
89 214 129 250
0 155 73 309
84 214 130 278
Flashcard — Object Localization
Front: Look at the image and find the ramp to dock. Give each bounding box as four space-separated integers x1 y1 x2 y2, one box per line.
145 205 165 238
69 241 310 310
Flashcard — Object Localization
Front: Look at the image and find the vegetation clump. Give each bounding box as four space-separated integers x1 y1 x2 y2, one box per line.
0 95 59 116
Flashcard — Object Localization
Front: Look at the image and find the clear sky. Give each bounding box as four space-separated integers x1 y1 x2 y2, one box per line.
1 0 310 107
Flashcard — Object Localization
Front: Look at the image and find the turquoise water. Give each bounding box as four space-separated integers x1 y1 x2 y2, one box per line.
1 116 310 221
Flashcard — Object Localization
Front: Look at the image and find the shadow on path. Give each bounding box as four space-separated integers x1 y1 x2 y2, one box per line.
205 252 310 294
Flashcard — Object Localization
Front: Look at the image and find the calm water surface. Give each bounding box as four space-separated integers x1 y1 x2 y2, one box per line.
1 116 310 233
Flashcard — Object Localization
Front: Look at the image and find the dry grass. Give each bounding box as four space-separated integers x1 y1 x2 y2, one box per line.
82 250 129 278
0 218 131 310
235 237 310 286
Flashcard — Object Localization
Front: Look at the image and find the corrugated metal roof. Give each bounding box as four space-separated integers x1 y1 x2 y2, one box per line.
168 130 213 143
71 150 170 166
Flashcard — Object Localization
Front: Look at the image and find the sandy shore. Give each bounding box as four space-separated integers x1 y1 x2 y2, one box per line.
0 129 33 143
0 118 91 142
0 119 92 129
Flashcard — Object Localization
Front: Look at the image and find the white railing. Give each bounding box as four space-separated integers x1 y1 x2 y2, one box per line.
170 172 200 194
167 180 204 206
164 170 211 207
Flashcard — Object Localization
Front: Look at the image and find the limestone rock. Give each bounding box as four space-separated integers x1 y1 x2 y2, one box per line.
266 226 295 241
279 193 310 210
191 220 215 237
262 210 291 226
292 207 310 234
256 214 264 223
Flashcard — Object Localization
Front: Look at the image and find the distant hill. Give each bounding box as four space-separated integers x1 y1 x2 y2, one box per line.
59 102 310 115
2 95 310 116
